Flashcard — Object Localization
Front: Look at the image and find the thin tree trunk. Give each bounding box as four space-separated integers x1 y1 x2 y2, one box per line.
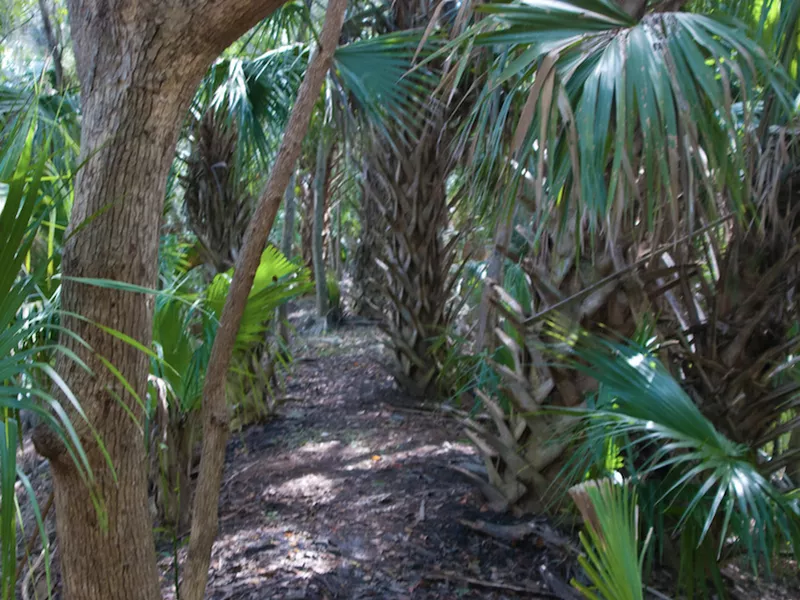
476 203 514 351
334 200 342 278
313 134 331 319
38 0 63 90
278 171 297 344
31 2 288 598
180 1 347 597
300 175 314 274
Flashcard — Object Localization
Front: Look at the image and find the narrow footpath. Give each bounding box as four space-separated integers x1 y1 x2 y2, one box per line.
163 312 561 599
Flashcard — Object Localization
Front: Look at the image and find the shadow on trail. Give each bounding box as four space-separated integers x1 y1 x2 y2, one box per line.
159 324 564 600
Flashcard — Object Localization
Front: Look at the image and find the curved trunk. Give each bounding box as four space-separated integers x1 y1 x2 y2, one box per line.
181 1 348 596
32 1 287 597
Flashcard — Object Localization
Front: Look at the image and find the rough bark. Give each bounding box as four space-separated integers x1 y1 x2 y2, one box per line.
352 160 388 319
31 1 288 599
180 0 347 597
368 124 452 397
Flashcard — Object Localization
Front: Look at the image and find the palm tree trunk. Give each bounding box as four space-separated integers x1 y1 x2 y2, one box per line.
368 127 451 397
353 161 387 319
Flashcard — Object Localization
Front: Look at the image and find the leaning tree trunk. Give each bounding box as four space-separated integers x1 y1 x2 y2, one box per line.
31 1 287 598
181 1 348 595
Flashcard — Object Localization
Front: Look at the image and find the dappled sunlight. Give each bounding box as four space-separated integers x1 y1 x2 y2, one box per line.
271 473 338 503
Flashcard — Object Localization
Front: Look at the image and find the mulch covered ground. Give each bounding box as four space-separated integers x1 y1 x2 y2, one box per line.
158 318 576 599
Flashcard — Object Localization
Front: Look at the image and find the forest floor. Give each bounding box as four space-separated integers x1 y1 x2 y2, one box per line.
15 300 800 599
157 301 574 600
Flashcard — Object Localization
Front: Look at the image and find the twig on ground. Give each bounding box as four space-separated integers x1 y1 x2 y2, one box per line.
422 570 560 597
459 518 580 555
646 586 673 600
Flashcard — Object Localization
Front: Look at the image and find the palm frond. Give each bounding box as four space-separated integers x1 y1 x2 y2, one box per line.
546 318 800 575
570 479 647 600
453 0 795 243
332 30 441 140
205 246 312 349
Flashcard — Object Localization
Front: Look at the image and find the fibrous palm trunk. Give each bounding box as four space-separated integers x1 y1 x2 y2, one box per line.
367 127 454 397
353 161 389 319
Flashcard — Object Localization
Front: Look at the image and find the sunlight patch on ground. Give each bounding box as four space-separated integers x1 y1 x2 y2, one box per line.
297 440 342 454
271 473 338 503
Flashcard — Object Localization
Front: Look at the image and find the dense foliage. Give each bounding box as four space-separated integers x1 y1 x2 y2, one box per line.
2 0 799 597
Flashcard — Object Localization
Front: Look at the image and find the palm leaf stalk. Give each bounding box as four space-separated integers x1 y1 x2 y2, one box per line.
569 478 648 600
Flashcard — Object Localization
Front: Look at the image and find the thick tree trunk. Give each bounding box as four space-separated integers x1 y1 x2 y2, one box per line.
35 57 202 600
368 127 452 397
353 161 388 319
32 1 287 598
180 1 347 597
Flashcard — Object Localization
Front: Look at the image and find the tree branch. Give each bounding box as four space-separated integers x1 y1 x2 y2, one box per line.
178 0 348 597
192 0 292 56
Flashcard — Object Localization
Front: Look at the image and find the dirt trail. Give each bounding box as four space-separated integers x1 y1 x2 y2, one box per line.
160 315 561 599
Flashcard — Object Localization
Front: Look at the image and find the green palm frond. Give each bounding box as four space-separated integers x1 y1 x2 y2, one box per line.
453 0 795 241
205 246 312 350
332 30 440 137
546 317 800 576
0 118 97 598
570 479 647 600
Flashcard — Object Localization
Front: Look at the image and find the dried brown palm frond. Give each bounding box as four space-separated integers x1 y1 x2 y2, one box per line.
181 109 252 274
